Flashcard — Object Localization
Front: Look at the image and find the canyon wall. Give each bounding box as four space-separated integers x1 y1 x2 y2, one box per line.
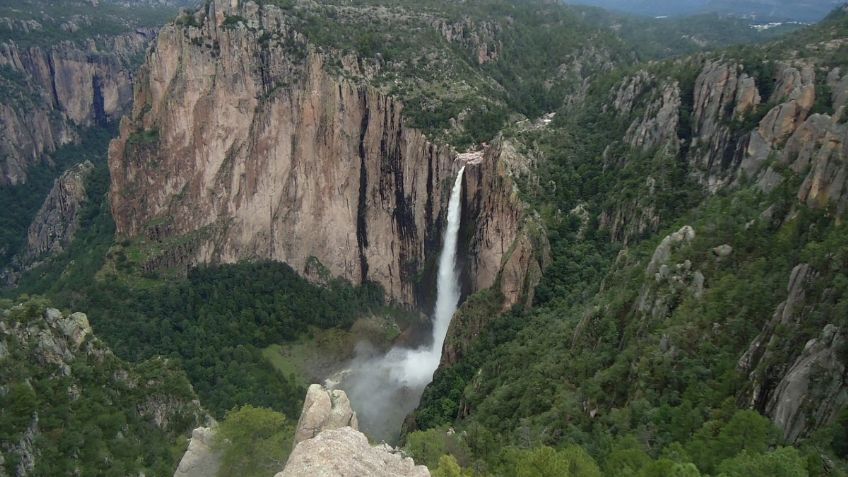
108 0 544 308
0 30 154 185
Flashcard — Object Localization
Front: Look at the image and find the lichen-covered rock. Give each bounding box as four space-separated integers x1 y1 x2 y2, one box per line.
280 427 430 477
294 384 358 445
173 427 221 477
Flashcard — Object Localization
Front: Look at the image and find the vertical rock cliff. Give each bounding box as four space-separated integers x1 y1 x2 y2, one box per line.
0 30 155 185
108 0 544 308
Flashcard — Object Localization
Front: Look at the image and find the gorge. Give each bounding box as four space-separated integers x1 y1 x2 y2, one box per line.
2 0 848 476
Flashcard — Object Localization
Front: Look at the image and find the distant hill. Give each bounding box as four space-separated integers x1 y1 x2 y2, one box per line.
564 0 843 22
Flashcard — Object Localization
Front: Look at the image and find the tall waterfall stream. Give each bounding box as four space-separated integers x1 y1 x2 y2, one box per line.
343 166 466 441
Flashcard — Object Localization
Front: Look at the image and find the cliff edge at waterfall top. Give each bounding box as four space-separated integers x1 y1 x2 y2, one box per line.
3 0 848 476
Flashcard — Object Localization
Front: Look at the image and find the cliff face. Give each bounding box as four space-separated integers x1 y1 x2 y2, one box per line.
739 264 848 443
0 30 154 185
108 0 542 308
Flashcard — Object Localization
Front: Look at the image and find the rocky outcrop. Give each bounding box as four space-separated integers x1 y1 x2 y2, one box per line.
24 161 94 260
276 384 429 477
173 427 221 477
1 161 95 286
738 264 818 406
689 61 761 191
0 30 155 185
280 427 430 477
434 17 501 64
294 384 358 445
613 71 682 152
461 139 550 310
754 111 848 216
766 325 848 443
0 304 205 475
737 264 848 442
637 225 704 322
108 0 540 309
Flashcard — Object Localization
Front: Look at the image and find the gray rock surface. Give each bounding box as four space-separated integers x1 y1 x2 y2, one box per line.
767 325 848 443
294 384 358 445
280 427 430 477
173 427 221 477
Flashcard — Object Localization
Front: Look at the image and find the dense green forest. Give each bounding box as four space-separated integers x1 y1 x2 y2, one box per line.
409 8 848 477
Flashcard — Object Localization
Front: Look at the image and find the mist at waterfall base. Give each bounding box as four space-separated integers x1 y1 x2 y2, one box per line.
342 167 466 442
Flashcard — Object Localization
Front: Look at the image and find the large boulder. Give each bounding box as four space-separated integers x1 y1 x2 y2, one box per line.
294 384 359 445
279 427 430 477
173 427 221 477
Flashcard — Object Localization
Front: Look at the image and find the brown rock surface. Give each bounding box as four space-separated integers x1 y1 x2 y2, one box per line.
0 30 154 185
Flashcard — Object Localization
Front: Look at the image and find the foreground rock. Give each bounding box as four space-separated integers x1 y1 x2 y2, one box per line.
294 384 359 445
173 427 221 477
278 384 429 477
279 427 430 477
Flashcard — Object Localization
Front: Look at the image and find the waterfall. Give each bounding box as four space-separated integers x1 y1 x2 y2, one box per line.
430 165 466 362
342 166 466 441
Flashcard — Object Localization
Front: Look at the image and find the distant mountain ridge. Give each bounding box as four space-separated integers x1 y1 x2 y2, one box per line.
565 0 843 22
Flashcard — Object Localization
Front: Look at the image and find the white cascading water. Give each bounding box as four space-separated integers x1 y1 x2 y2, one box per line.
343 166 466 441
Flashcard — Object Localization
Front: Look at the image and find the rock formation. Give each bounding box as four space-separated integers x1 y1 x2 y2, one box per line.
767 324 848 443
0 161 95 286
294 384 359 445
0 30 155 185
278 384 429 477
108 0 545 309
689 61 761 191
738 264 848 442
173 427 222 477
280 427 430 477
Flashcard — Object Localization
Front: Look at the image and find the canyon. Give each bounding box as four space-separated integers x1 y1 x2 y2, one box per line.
107 0 547 311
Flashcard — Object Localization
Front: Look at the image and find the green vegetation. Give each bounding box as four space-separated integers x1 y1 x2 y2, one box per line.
0 0 184 47
412 9 848 476
126 128 160 146
0 126 115 265
214 405 293 477
20 259 385 419
0 297 201 477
